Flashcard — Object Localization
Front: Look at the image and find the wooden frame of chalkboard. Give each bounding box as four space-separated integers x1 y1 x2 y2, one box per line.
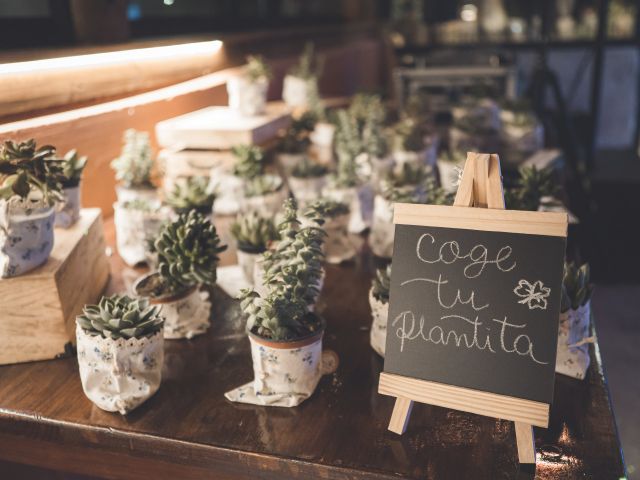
378 153 568 465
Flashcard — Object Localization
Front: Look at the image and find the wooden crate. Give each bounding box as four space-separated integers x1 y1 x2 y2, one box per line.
0 208 110 365
155 102 291 149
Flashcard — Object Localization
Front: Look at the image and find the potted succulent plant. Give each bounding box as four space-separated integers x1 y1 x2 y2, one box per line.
133 211 226 340
55 149 88 228
231 199 327 407
165 176 215 219
231 211 279 283
370 163 449 259
499 99 544 154
111 129 156 204
390 117 434 167
450 97 500 153
232 144 285 216
0 139 63 278
323 109 372 233
283 42 324 110
556 262 594 380
304 198 355 264
228 55 272 117
369 264 391 357
114 197 166 267
275 112 316 173
289 156 329 208
76 294 165 415
436 149 467 193
505 165 559 212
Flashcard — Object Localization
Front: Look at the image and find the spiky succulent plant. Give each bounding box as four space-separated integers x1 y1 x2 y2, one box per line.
561 262 593 313
0 139 63 204
304 198 349 225
334 109 363 163
245 55 272 82
291 156 328 178
165 176 215 214
289 42 324 80
505 165 559 211
372 264 391 304
152 210 227 295
232 144 263 180
77 295 164 340
111 129 154 188
59 149 88 188
239 198 326 340
391 118 424 153
231 211 279 254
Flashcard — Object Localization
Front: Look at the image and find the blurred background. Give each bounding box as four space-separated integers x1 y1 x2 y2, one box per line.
0 0 638 478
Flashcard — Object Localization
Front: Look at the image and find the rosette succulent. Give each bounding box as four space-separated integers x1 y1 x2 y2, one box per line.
77 294 164 340
111 129 154 188
232 144 263 180
151 210 227 295
0 139 63 204
231 211 279 254
165 176 215 214
60 149 88 188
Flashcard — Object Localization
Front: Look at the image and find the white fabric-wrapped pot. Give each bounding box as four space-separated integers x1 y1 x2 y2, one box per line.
369 195 395 259
225 330 324 407
113 202 165 267
282 75 316 109
76 325 164 415
133 273 211 340
288 175 326 208
227 76 268 117
0 198 55 278
437 160 463 193
115 185 157 204
323 213 356 264
556 301 592 380
209 168 244 215
240 181 287 217
323 183 373 234
369 289 388 357
55 185 81 228
237 248 262 284
310 122 335 148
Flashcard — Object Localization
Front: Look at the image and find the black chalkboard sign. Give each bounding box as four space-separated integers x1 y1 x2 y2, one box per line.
384 222 567 404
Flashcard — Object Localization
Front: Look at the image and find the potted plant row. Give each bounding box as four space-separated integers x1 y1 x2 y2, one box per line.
0 140 63 278
134 211 226 340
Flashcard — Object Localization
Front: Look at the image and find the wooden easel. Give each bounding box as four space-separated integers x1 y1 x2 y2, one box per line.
379 152 539 465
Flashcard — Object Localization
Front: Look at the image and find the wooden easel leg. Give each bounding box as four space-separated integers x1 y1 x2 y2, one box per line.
388 397 414 434
514 422 536 464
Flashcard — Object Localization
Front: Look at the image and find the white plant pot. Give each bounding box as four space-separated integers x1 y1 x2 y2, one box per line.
115 185 157 204
237 248 261 284
437 160 463 193
246 331 324 407
322 183 372 234
556 301 592 380
288 175 327 208
0 199 55 278
55 185 81 229
209 168 244 215
276 152 306 174
370 156 395 192
76 325 163 415
323 213 356 264
310 122 335 148
369 195 395 259
282 75 316 109
369 288 388 357
227 76 268 117
113 202 165 267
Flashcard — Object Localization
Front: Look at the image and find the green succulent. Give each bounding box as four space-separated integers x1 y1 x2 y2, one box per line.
245 175 283 197
304 198 349 225
505 165 559 211
121 198 157 212
245 55 272 82
77 294 164 340
153 211 227 294
0 139 63 204
165 176 215 214
381 165 450 205
291 157 328 178
561 262 593 313
278 113 315 154
372 264 391 304
289 42 324 80
391 118 425 153
231 212 279 254
111 129 154 188
334 108 363 162
59 149 88 188
232 144 263 180
239 199 326 341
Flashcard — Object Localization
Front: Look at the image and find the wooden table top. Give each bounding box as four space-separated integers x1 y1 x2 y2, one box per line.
0 216 626 480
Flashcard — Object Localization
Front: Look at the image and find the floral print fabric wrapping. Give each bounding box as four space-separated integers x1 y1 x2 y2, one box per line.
54 186 81 229
76 326 164 415
556 302 592 380
161 290 211 340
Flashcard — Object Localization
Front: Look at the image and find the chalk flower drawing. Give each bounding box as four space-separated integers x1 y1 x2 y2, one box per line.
513 279 551 310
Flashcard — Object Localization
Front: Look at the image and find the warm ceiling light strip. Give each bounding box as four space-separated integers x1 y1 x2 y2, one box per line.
0 40 223 75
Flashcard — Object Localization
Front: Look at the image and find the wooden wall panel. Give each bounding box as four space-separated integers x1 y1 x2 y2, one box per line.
0 38 383 216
